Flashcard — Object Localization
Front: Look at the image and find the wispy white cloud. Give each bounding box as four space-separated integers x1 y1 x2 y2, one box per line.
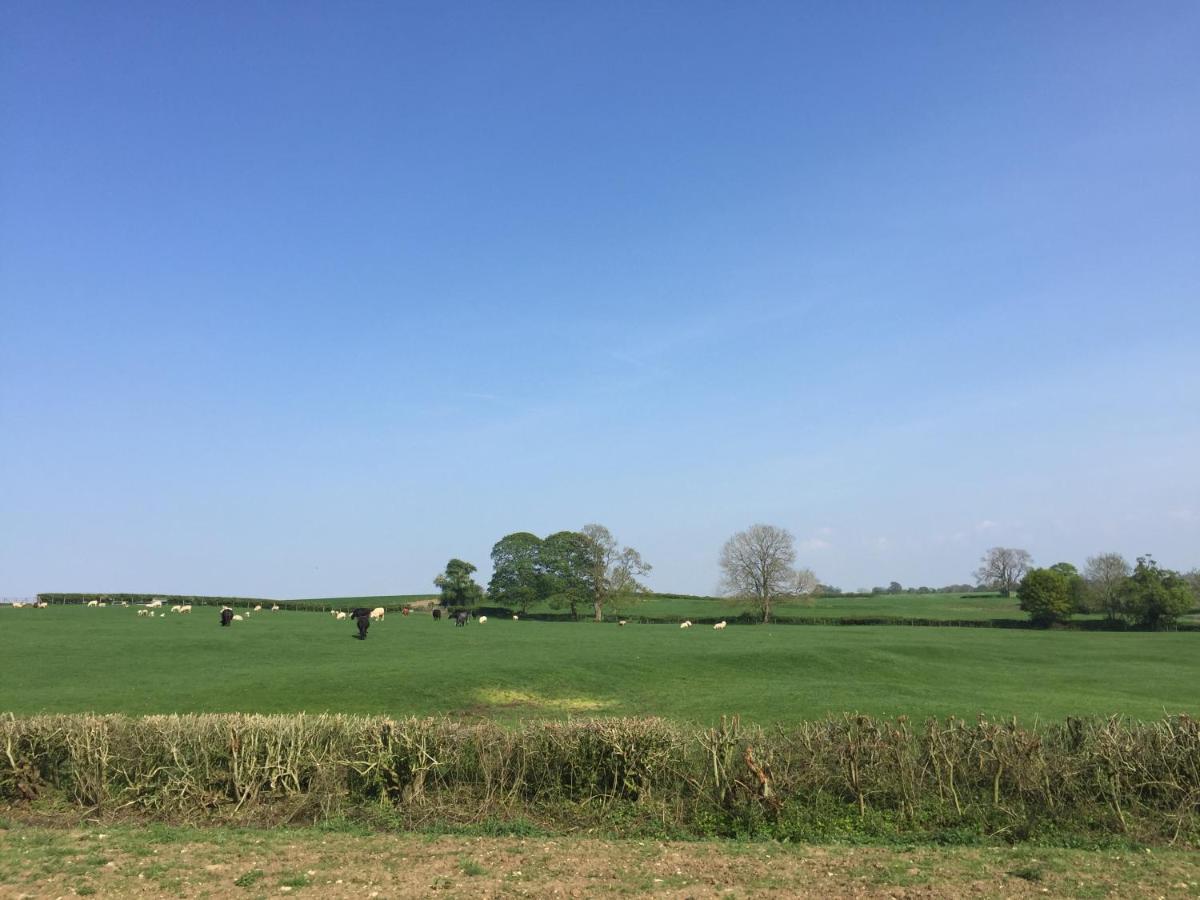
800 537 832 552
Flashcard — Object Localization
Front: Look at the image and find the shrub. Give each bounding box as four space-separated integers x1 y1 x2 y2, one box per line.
1017 569 1073 627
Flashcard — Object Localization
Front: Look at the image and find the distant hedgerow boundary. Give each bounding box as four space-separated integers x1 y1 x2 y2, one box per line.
33 594 432 614
33 593 1200 629
2 713 1198 845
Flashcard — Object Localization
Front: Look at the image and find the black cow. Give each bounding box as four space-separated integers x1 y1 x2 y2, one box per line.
432 608 442 621
454 610 469 627
220 607 234 627
350 607 371 640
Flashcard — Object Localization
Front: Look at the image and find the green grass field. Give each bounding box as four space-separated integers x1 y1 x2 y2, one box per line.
1 605 1195 724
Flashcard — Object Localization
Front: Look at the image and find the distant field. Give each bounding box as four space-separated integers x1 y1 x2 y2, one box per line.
1 605 1195 724
283 594 436 610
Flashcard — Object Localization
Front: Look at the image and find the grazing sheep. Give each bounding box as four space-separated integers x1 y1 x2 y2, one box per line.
512 615 518 621
680 620 693 629
170 605 182 613
334 611 348 620
11 602 25 608
137 609 152 617
713 620 727 630
232 614 244 622
618 620 627 627
432 608 442 620
350 607 371 639
178 605 192 614
454 611 469 627
220 607 234 627
271 604 280 611
119 601 129 607
36 601 48 608
86 600 99 607
98 602 107 607
254 604 263 612
147 599 163 608
369 607 385 622
478 615 488 624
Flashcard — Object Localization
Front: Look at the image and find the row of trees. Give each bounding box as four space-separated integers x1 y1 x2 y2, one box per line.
435 522 818 624
972 546 1199 629
436 525 651 621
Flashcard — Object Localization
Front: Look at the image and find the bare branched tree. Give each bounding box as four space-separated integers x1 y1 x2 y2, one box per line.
580 524 651 622
794 567 819 596
719 524 799 623
973 547 1032 596
1084 552 1131 622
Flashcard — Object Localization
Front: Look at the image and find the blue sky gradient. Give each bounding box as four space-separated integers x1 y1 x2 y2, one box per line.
2 2 1198 598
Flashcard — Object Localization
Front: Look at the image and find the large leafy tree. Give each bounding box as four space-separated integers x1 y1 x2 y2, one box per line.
580 524 651 622
539 531 594 620
1017 568 1073 627
433 558 484 608
974 547 1033 596
488 532 544 614
1119 555 1194 630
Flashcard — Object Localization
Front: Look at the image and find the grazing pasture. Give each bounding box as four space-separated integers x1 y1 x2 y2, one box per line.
0 605 1195 723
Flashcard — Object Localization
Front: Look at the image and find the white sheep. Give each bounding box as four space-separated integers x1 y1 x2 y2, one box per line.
178 605 192 614
232 614 244 622
369 607 385 621
86 600 99 607
618 620 627 627
254 604 263 612
98 602 107 607
478 615 488 624
271 604 280 611
713 620 727 630
147 599 163 608
36 601 48 608
137 609 152 617
512 615 518 621
170 605 182 613
680 620 693 629
334 611 347 620
11 602 25 608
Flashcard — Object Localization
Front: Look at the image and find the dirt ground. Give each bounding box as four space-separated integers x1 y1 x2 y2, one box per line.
1 824 1198 899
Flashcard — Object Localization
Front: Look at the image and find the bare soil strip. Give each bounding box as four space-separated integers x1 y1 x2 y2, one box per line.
1 825 1198 899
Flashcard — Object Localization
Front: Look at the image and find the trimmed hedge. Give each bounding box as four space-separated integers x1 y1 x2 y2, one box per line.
2 713 1197 844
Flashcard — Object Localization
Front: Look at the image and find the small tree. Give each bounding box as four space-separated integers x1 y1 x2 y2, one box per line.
974 547 1033 596
434 559 484 608
719 524 800 623
1119 555 1194 630
1017 568 1073 627
579 524 651 622
1048 562 1088 613
1083 552 1131 621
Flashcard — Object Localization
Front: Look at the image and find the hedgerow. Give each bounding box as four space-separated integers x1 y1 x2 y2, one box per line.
2 713 1197 844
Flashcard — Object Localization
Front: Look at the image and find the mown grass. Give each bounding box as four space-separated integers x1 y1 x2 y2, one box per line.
0 606 1196 723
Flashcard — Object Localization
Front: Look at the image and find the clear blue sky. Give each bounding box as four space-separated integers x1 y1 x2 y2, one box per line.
2 2 1198 599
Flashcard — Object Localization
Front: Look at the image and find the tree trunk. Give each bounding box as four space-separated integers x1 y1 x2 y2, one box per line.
593 599 603 622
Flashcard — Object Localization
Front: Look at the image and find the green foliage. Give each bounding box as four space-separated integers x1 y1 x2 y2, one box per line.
1018 569 1073 627
539 531 594 619
234 868 265 888
487 532 544 614
433 559 484 608
1049 563 1088 613
1119 556 1195 630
